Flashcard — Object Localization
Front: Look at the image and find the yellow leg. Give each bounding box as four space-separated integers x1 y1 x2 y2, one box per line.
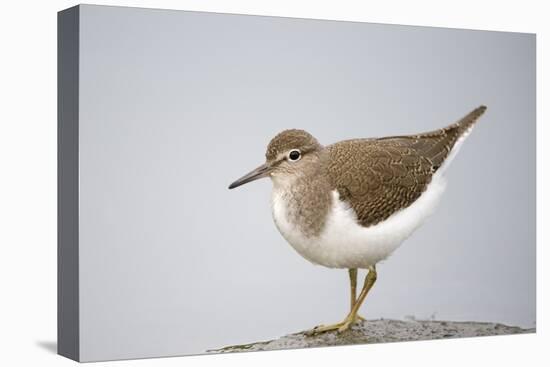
307 266 377 335
349 268 357 310
349 268 366 322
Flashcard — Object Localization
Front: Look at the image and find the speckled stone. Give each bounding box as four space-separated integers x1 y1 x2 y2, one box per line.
207 319 534 354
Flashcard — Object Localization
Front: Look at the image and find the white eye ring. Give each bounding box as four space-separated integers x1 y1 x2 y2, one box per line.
288 149 301 161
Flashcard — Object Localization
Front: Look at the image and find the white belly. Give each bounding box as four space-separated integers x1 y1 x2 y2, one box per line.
271 172 447 269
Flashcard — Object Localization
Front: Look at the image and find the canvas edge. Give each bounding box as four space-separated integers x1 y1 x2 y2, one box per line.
57 4 80 362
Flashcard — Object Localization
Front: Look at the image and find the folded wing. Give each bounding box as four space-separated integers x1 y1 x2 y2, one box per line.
326 106 486 227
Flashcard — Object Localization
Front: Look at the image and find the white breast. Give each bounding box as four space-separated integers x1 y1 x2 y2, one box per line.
271 171 447 269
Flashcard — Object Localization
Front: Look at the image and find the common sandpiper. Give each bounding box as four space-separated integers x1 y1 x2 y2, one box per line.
228 105 487 334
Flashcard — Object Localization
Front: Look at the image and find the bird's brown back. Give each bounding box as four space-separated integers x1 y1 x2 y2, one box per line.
326 106 487 227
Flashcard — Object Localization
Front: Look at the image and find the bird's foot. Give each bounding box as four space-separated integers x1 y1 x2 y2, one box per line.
305 315 360 335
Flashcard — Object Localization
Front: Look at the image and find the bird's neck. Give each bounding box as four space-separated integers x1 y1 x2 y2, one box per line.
271 163 333 238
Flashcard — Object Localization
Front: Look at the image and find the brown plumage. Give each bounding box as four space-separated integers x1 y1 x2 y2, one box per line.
231 105 487 232
327 105 487 227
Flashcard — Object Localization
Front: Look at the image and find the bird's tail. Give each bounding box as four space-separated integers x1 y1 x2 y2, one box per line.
443 105 487 137
425 105 487 173
374 105 487 172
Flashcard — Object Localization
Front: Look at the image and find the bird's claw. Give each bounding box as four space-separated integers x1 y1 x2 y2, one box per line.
305 318 356 336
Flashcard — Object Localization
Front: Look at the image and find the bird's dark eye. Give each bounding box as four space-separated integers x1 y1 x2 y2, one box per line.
288 150 301 161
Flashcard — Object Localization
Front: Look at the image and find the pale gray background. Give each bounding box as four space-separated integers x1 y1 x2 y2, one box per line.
77 4 535 361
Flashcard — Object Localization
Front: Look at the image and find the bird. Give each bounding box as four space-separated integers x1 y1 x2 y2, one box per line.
228 105 487 334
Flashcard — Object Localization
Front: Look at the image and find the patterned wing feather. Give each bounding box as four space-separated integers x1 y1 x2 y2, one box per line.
326 106 486 227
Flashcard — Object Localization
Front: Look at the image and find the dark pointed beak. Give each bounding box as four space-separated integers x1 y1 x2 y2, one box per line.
228 163 271 189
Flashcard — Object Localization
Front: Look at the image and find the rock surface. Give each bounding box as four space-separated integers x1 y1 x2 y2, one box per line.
208 319 534 353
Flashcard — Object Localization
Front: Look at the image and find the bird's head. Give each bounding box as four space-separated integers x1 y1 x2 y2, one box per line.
228 129 323 189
